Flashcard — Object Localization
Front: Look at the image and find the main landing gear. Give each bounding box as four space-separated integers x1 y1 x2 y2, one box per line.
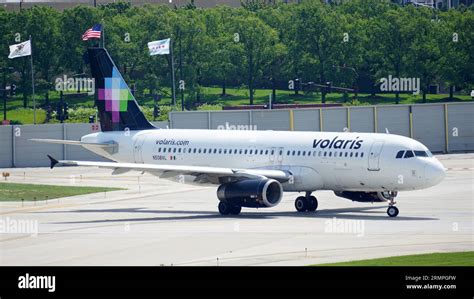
218 201 242 215
294 192 318 212
384 191 399 218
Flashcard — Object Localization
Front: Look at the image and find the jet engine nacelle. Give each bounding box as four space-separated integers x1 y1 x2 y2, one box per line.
334 191 391 203
217 179 283 208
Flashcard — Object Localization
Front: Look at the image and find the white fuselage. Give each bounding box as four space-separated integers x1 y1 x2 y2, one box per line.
81 129 446 193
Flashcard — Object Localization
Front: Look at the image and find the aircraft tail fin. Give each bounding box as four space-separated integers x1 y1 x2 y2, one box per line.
87 47 155 132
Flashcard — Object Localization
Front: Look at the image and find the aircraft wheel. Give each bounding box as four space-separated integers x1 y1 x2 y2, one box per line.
306 196 318 212
387 206 399 218
229 205 242 215
218 201 231 215
295 196 307 212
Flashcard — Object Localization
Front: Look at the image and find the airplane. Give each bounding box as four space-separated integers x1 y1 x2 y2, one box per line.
32 47 446 217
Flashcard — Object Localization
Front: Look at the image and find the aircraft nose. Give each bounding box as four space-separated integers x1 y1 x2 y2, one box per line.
424 160 446 187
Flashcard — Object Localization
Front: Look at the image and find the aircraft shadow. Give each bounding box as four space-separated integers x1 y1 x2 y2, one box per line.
44 205 438 225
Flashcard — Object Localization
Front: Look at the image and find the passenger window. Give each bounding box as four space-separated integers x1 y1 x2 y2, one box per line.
279 150 283 155
239 149 242 154
178 148 182 153
355 152 358 157
244 150 247 154
360 152 364 158
287 151 290 155
265 150 269 155
224 149 227 154
324 152 327 157
404 150 414 158
329 152 332 157
213 149 217 154
396 150 404 159
219 149 222 154
297 151 301 156
345 152 348 157
292 151 296 156
318 151 322 157
302 151 306 156
168 148 172 153
158 148 161 153
350 152 353 157
340 152 343 157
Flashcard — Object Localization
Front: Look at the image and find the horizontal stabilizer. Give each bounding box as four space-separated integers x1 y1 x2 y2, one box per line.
31 139 118 154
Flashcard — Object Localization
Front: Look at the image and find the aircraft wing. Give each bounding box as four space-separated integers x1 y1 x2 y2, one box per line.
47 155 292 183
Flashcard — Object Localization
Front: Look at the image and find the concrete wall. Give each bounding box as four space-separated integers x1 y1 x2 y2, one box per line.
0 121 168 168
169 102 474 154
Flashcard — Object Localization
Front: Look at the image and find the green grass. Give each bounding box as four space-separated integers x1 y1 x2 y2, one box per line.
0 182 124 201
2 87 472 124
315 251 474 266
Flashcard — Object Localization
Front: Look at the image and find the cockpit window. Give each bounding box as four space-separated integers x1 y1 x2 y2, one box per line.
404 150 414 158
396 150 404 159
414 150 428 157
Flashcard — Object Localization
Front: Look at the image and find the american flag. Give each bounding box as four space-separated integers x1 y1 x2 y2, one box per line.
82 24 102 41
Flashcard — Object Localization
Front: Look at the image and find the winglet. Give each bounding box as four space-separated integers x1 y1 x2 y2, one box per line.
47 155 59 169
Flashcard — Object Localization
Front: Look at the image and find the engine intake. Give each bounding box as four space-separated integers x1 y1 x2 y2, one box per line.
334 191 390 203
217 179 283 208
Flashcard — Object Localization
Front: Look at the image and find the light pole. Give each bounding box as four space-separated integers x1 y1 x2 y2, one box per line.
2 67 14 122
177 27 201 111
178 28 183 111
72 72 86 93
332 64 358 101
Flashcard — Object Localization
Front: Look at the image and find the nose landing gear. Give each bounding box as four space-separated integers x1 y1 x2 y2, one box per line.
385 191 399 217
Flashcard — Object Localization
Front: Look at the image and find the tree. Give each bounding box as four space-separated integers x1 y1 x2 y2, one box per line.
293 1 345 103
405 8 443 103
438 8 474 99
201 7 244 97
232 13 281 105
368 6 414 103
25 6 61 106
59 6 102 79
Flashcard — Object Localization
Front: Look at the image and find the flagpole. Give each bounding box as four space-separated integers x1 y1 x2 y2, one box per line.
29 35 36 125
170 39 176 107
102 21 105 48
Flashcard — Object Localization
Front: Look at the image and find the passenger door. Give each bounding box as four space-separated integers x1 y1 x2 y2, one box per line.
368 141 384 171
